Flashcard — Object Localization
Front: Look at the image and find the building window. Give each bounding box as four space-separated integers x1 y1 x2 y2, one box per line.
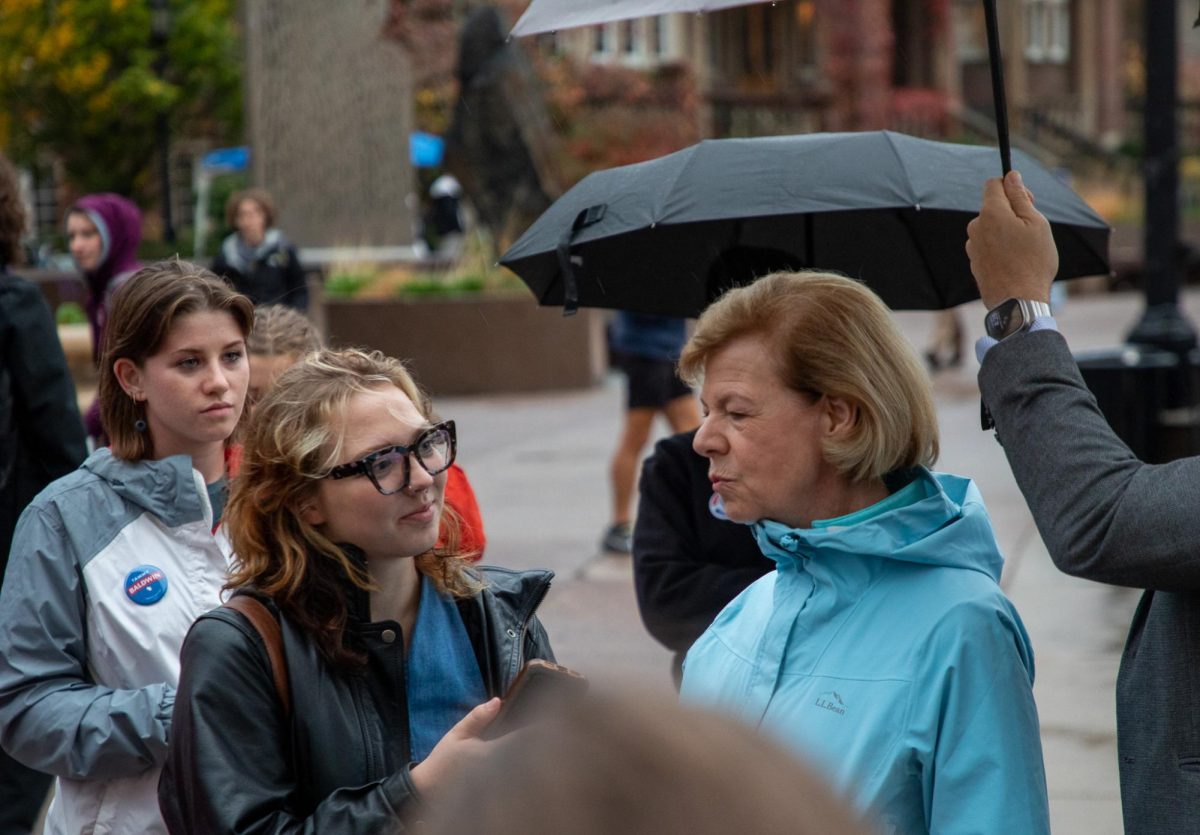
620 19 639 55
953 0 987 62
650 16 665 56
538 30 562 56
711 2 814 88
740 5 774 77
1024 0 1070 64
593 24 608 54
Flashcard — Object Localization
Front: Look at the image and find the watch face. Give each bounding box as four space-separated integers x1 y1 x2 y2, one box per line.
985 299 1022 339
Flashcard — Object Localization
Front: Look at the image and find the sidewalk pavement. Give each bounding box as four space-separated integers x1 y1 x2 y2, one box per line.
437 288 1188 835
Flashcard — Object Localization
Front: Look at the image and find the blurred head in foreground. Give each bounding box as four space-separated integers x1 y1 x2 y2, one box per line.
415 689 870 835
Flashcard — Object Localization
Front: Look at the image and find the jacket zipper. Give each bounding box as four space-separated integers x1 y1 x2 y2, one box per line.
514 574 553 669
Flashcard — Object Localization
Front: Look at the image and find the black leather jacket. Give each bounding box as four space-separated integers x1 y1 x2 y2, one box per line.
159 564 554 834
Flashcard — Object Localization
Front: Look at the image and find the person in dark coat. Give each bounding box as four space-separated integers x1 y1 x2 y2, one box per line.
632 429 772 685
0 151 87 835
210 188 308 311
66 192 142 441
160 348 555 834
966 170 1200 835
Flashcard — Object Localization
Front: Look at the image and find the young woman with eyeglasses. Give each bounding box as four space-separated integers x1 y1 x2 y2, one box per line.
158 348 555 834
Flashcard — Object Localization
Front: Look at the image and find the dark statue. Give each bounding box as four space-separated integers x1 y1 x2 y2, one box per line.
444 6 561 249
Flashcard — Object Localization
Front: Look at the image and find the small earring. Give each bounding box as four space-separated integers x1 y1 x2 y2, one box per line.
134 419 148 433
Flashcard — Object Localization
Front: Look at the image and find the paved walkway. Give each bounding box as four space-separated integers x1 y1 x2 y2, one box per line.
435 288 1187 835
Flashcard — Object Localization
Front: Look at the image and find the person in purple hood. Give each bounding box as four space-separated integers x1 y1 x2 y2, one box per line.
66 193 142 441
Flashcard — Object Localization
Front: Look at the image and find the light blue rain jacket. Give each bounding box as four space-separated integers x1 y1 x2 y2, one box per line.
681 469 1049 835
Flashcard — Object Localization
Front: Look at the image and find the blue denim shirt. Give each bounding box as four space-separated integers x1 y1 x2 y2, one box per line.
405 575 488 763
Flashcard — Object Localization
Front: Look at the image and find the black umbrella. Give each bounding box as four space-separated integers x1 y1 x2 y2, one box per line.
500 131 1110 317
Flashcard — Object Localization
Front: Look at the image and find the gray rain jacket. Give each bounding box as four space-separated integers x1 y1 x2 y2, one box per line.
0 448 232 835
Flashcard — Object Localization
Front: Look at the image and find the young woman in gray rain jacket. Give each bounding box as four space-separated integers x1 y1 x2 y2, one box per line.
0 261 252 835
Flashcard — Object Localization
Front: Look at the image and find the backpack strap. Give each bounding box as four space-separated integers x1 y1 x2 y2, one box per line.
224 594 291 716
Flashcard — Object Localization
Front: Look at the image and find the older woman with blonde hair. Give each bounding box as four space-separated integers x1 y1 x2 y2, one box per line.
159 348 554 834
678 272 1049 834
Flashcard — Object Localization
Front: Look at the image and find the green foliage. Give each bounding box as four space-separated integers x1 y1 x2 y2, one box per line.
324 271 377 298
396 272 490 297
55 300 86 326
0 0 243 198
137 231 195 262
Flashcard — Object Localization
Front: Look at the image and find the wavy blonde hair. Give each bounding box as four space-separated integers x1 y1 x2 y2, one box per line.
247 303 322 358
679 271 938 483
226 347 478 668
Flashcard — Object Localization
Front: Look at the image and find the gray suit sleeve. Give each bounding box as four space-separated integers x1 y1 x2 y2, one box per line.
0 505 173 779
979 329 1200 592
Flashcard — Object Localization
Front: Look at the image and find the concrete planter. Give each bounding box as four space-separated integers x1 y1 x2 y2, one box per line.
57 324 97 387
322 293 607 396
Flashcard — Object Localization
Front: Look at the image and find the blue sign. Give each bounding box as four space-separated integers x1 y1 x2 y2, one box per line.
125 565 169 606
200 146 250 173
410 132 445 168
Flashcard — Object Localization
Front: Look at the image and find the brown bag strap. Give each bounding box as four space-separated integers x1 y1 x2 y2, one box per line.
224 595 291 716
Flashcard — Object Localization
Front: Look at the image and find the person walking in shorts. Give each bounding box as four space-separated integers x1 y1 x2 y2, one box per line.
602 312 699 553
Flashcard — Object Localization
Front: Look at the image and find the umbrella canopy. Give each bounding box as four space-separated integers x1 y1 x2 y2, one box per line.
500 131 1110 317
511 0 767 36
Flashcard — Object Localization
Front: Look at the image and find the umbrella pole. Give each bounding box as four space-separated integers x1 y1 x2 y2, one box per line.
983 0 1012 174
805 214 815 269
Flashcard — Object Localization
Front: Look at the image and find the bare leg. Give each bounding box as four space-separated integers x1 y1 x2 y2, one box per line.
924 309 964 371
663 394 701 434
610 407 656 527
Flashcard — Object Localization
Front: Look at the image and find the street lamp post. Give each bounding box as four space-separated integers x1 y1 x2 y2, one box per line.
1128 0 1194 353
150 0 175 244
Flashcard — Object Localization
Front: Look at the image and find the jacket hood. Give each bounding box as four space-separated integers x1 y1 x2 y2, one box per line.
71 193 142 290
751 468 1004 582
81 448 208 529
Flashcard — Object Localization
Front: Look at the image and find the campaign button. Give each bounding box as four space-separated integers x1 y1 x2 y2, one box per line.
125 565 168 606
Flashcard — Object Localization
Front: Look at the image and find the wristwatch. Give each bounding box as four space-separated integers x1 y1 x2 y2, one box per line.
984 298 1052 341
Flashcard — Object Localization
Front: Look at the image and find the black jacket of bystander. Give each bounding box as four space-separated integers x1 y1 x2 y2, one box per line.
0 270 86 563
632 430 773 655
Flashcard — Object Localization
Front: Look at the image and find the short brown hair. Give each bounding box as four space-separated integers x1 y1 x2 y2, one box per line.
225 187 276 229
98 260 255 460
247 303 322 358
225 348 478 668
417 688 870 835
0 153 25 268
679 271 938 482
